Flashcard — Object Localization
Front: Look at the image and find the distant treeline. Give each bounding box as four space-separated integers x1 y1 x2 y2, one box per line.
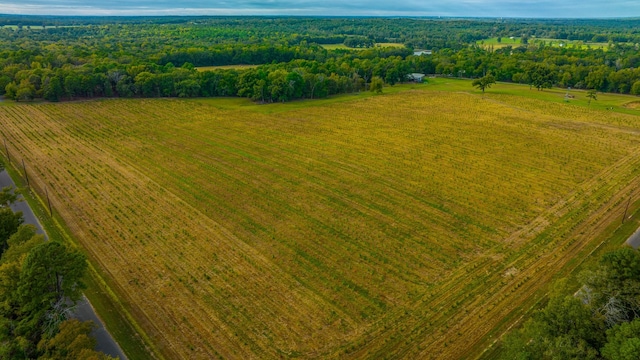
3 17 640 102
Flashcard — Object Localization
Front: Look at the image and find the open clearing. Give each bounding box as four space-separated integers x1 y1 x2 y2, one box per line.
196 64 261 71
477 37 609 50
2 82 640 359
320 43 404 50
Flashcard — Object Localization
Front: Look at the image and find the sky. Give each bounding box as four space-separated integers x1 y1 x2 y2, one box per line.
0 0 639 18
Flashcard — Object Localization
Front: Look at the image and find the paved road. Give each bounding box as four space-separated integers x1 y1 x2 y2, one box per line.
0 169 127 359
625 226 640 249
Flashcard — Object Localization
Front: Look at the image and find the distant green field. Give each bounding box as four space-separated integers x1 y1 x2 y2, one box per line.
533 38 609 50
477 37 522 49
427 77 640 115
1 25 45 29
375 42 405 48
0 25 79 30
196 64 260 71
478 36 610 50
321 42 405 50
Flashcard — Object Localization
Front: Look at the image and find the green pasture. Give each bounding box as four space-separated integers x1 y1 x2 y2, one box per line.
425 77 640 115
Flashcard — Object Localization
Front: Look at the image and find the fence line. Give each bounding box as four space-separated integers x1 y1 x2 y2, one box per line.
2 137 56 217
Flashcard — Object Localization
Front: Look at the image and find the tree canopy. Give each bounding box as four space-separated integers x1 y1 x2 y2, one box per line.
502 247 640 359
2 17 640 103
0 193 108 359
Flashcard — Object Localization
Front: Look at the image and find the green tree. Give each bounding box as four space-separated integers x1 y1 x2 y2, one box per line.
579 247 640 325
267 69 290 102
15 79 35 102
43 76 63 102
0 75 11 96
0 208 23 255
601 319 640 360
37 319 117 360
1 225 42 265
17 241 87 334
4 82 18 100
526 63 556 91
0 186 18 208
472 74 496 93
587 89 598 105
631 81 640 96
176 79 200 98
370 76 384 94
502 293 606 359
286 71 305 99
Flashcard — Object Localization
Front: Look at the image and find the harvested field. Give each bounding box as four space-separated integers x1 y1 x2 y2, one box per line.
624 100 640 109
1 89 640 359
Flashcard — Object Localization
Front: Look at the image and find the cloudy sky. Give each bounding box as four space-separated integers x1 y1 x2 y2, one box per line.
0 0 639 18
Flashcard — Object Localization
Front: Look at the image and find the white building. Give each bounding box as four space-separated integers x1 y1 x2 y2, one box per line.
413 50 433 56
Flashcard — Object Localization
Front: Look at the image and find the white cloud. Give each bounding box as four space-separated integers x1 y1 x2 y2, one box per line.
0 0 639 17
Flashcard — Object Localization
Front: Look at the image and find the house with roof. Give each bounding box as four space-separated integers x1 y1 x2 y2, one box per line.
413 50 433 56
407 73 426 82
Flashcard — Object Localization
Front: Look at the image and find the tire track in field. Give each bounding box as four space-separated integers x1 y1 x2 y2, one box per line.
0 104 354 359
343 144 640 359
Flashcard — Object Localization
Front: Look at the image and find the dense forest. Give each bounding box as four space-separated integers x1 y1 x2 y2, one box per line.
2 16 640 102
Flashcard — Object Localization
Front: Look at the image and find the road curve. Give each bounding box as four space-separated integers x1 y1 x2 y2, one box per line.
625 226 640 249
0 170 127 359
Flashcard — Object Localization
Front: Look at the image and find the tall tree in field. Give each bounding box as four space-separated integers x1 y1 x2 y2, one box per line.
472 74 496 93
587 89 598 105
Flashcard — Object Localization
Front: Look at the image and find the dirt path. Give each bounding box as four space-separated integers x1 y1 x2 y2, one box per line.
0 170 127 359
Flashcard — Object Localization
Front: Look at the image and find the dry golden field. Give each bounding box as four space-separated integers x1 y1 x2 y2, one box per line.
2 88 640 359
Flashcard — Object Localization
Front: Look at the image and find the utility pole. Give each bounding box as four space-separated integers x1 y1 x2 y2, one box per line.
622 194 633 224
22 159 29 187
3 139 9 163
45 186 52 216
